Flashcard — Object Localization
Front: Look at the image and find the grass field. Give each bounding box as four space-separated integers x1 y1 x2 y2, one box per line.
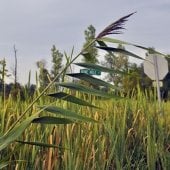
1 12 169 170
1 88 170 170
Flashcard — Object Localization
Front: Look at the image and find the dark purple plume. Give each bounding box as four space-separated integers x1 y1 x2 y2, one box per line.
96 12 136 39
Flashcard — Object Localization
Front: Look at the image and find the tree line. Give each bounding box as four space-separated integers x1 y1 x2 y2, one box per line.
0 25 170 100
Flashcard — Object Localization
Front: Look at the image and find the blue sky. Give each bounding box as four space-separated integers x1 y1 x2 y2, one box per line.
0 0 170 84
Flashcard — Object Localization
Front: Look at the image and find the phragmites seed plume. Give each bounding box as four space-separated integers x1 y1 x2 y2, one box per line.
96 12 136 39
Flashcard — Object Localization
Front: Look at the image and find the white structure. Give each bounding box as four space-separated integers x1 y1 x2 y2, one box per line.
144 54 168 80
143 54 169 105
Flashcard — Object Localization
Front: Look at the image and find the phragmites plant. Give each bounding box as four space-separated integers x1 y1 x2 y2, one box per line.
1 12 169 169
4 12 135 133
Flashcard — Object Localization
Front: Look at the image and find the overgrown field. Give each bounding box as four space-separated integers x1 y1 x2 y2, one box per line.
1 89 170 170
1 12 170 170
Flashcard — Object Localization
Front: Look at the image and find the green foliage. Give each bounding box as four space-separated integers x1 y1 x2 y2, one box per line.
32 116 74 124
75 62 126 75
98 44 144 60
16 140 67 149
51 45 63 83
0 113 38 151
82 25 98 64
1 89 170 169
47 91 99 108
122 63 142 93
36 60 50 90
101 44 129 86
98 37 166 57
0 59 8 83
58 82 121 99
68 73 118 90
39 106 97 123
0 162 9 169
1 12 170 169
0 59 7 100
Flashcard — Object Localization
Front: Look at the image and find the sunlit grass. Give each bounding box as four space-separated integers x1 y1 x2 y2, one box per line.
1 88 170 169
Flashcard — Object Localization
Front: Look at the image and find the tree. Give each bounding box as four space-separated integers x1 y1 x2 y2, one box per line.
103 44 129 86
122 63 142 94
50 45 63 91
82 25 98 64
36 60 50 90
51 45 63 82
0 59 8 85
0 59 10 99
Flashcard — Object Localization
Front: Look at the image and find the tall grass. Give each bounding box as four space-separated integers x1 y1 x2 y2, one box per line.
1 87 170 169
1 13 170 169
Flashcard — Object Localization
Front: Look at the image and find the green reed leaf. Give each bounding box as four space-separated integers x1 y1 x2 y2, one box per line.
74 63 125 75
39 106 98 123
67 73 121 91
0 162 9 169
32 116 74 124
0 114 38 151
96 46 144 60
58 82 121 99
16 140 68 149
47 92 99 108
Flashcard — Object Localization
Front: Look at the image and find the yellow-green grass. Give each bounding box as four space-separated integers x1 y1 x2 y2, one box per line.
1 90 170 170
